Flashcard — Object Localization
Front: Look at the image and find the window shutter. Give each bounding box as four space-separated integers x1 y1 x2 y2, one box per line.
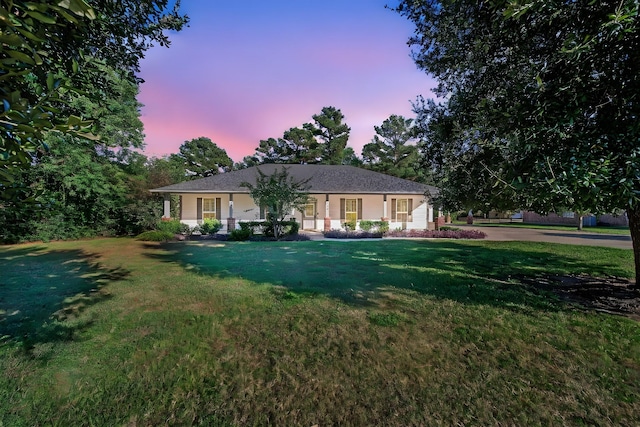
357 198 363 220
179 196 183 220
391 198 396 221
408 199 413 222
260 205 265 220
216 198 222 220
197 198 203 223
340 198 345 220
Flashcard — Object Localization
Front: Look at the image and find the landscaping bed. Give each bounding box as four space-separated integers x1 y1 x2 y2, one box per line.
322 230 384 239
323 227 487 239
386 228 487 239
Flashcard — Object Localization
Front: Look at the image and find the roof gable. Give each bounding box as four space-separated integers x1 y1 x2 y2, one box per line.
150 164 437 196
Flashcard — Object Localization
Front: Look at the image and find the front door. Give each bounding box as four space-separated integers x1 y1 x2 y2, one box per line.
302 202 316 230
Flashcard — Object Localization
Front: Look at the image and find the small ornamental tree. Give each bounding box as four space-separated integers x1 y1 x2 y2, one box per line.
241 167 310 240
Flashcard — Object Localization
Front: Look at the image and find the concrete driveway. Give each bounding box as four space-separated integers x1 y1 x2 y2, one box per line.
460 225 632 249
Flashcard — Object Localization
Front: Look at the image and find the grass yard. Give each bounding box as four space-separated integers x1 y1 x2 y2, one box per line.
469 222 631 235
1 238 639 426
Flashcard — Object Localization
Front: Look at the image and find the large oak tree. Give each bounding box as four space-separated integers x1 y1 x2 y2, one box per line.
1 0 187 196
397 0 640 284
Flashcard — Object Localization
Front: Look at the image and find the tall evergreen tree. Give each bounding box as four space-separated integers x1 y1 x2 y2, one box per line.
176 137 233 179
362 115 420 180
306 106 351 165
253 107 351 165
341 147 363 167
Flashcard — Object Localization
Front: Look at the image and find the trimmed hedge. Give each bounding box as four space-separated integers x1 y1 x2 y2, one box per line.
136 231 175 242
358 220 389 233
237 220 299 238
157 219 183 234
323 230 384 239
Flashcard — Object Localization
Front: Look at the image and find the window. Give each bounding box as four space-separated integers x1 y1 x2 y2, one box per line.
203 198 217 219
340 198 362 222
304 203 315 218
396 199 409 223
345 199 357 222
391 198 413 224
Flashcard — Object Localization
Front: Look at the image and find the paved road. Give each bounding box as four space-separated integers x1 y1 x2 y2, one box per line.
460 225 632 249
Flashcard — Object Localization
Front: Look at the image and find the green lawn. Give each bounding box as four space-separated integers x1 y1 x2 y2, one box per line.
1 238 638 426
464 221 631 235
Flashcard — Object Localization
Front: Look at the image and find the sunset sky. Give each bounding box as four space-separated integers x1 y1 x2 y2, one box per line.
137 0 437 163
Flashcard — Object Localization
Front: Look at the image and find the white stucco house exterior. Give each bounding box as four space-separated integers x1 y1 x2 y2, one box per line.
150 164 440 232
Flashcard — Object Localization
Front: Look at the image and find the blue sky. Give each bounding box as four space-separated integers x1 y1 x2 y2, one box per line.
138 0 436 162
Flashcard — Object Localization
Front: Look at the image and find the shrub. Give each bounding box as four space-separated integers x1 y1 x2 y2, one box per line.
157 219 182 234
201 218 222 235
136 231 175 242
228 228 252 241
279 233 310 241
253 219 300 238
377 220 389 233
179 222 191 234
359 220 374 231
239 222 256 232
359 220 389 233
343 219 356 231
439 226 461 231
284 220 299 235
30 214 95 242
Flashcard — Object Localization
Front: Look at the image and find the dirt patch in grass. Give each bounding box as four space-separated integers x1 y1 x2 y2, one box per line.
519 274 640 320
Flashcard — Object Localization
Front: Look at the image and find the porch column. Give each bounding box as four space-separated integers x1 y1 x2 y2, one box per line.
162 193 171 219
428 205 435 230
227 193 236 231
383 194 387 220
324 194 331 232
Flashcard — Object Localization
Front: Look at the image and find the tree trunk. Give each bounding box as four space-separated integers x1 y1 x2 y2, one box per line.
627 205 640 289
577 215 583 231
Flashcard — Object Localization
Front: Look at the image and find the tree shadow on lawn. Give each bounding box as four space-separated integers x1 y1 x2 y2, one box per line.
0 246 130 351
147 240 632 315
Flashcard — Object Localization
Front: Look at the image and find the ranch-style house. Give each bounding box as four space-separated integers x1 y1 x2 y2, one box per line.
150 164 441 232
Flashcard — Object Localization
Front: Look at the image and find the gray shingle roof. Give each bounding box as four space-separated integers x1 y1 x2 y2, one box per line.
150 164 438 196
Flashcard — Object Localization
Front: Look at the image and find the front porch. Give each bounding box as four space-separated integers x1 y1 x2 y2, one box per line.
161 192 439 233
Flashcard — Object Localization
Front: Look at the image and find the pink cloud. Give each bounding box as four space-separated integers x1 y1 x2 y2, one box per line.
138 0 438 163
